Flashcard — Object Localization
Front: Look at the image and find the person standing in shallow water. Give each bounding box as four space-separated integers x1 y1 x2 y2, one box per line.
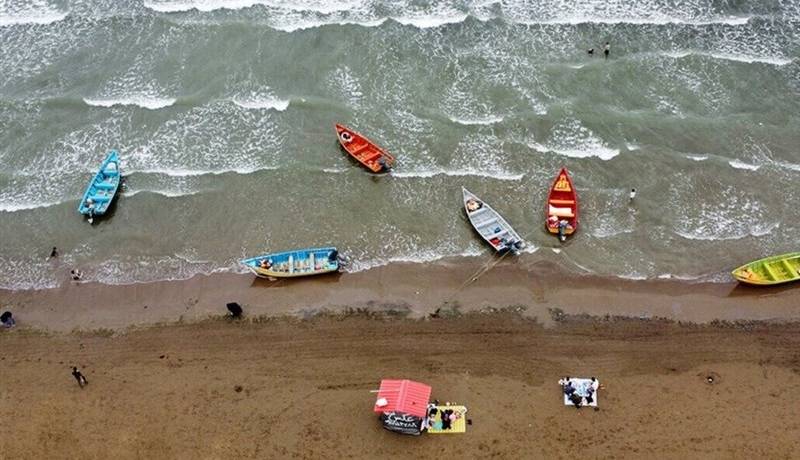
604 42 610 59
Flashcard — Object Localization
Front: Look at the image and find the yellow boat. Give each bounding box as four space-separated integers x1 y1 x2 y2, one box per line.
732 252 800 285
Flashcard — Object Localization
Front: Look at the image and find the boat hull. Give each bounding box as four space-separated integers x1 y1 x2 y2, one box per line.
78 151 121 219
732 252 800 285
335 123 395 173
462 187 523 253
241 247 341 278
545 167 579 240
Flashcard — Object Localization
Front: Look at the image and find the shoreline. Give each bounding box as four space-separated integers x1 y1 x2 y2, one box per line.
1 257 798 333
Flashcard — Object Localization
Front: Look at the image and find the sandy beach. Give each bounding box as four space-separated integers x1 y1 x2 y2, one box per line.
1 261 800 458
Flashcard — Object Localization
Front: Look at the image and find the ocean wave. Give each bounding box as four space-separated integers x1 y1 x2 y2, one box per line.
128 165 278 177
686 154 708 161
83 97 176 110
773 161 800 172
664 50 792 66
391 12 469 29
0 11 67 26
675 221 779 241
448 115 504 126
321 167 348 174
530 15 751 26
271 17 386 32
144 0 365 14
232 96 290 111
728 160 760 171
531 142 620 161
393 168 524 181
531 119 620 161
347 247 484 273
122 189 203 199
0 199 66 213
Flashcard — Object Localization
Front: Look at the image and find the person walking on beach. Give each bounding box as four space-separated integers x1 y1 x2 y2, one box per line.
50 247 59 259
587 47 594 57
72 367 88 388
603 42 610 59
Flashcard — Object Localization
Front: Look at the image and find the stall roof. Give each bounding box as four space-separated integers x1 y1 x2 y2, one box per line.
373 379 431 418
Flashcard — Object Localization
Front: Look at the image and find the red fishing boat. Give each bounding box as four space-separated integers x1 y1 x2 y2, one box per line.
335 124 395 173
545 167 578 241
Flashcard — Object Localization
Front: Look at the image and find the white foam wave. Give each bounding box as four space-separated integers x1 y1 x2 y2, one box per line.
84 97 176 110
686 154 708 161
0 11 67 26
531 119 620 161
322 167 348 174
728 160 760 171
448 115 504 126
531 142 620 161
393 168 523 181
534 15 750 26
664 50 792 66
676 221 779 241
0 199 65 213
271 17 386 32
391 12 469 28
122 189 203 199
232 97 290 111
144 0 258 13
130 165 277 177
347 248 483 273
774 161 800 172
144 0 361 14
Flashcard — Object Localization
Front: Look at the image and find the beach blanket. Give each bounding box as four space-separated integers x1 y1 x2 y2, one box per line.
562 378 598 407
427 405 467 434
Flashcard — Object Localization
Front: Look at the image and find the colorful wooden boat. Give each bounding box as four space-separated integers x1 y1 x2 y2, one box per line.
462 187 523 254
78 150 121 224
732 252 800 285
241 247 343 278
546 167 579 242
335 123 395 173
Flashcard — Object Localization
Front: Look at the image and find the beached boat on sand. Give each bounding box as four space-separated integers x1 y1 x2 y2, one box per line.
335 123 395 173
462 187 523 254
732 252 800 285
78 150 121 224
545 167 578 242
241 247 343 279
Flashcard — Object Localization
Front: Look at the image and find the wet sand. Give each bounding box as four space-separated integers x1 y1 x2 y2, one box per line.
2 261 800 458
1 258 798 332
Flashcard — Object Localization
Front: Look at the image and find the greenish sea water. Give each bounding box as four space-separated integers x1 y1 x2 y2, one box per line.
1 0 799 288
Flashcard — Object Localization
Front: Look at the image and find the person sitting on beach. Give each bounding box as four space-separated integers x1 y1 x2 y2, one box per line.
1 311 15 328
559 377 576 396
585 385 596 404
569 392 583 408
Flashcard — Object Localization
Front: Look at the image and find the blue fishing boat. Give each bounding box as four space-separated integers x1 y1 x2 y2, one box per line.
78 151 121 223
241 247 343 278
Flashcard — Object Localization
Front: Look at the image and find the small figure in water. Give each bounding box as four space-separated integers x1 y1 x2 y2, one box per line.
630 188 636 202
604 42 610 59
50 247 58 259
70 269 83 281
587 48 594 56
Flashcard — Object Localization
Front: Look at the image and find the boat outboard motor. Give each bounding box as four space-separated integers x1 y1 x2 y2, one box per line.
378 157 389 171
329 250 339 262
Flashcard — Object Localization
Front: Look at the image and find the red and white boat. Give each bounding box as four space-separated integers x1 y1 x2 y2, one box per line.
545 167 579 241
335 124 395 173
